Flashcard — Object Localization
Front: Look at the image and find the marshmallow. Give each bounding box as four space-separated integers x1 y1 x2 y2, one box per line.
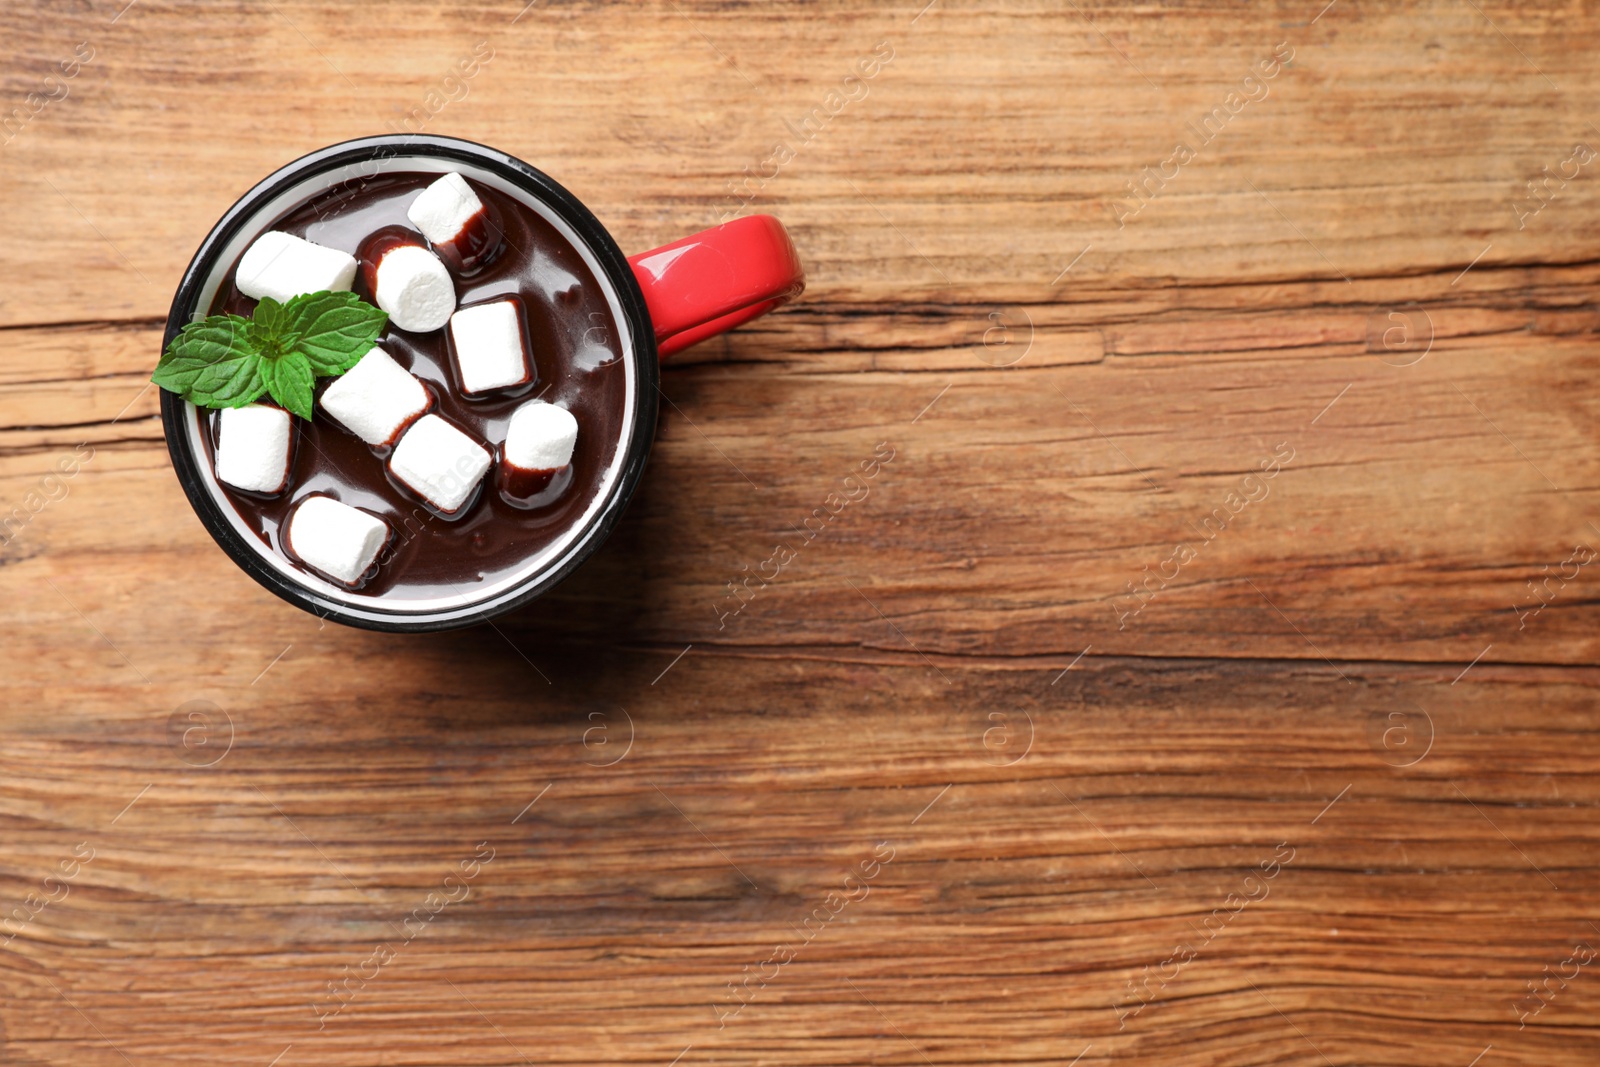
499 400 578 501
319 346 430 446
368 242 455 333
504 400 578 472
449 299 532 395
286 495 389 588
215 404 293 494
407 173 502 274
407 174 481 244
236 231 358 304
389 414 492 514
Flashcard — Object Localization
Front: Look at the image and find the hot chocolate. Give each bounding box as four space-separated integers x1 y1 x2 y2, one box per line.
195 171 627 599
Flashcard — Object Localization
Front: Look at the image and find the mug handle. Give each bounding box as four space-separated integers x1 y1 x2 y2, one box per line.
628 214 806 358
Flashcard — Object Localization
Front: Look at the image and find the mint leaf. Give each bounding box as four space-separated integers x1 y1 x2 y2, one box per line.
247 297 302 358
250 296 288 337
152 287 387 417
278 291 388 375
261 350 315 420
194 354 268 409
153 315 267 409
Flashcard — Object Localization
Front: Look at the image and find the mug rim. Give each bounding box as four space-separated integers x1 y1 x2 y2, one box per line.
160 134 660 633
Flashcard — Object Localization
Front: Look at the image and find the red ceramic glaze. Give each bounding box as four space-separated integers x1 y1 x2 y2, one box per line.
628 214 806 358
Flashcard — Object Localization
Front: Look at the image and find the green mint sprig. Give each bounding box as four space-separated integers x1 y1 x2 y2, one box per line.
152 291 387 420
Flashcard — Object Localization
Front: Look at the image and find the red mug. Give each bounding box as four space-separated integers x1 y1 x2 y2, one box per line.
159 135 805 631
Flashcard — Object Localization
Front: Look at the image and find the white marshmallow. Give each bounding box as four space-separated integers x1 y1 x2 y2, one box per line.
286 495 389 587
504 400 578 472
372 244 455 332
449 300 531 394
389 414 492 514
407 172 483 246
235 231 357 304
319 346 430 446
215 404 293 494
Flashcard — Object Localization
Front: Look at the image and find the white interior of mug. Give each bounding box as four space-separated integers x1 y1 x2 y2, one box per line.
179 152 639 619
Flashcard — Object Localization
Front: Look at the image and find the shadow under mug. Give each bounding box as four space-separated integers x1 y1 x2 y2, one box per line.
160 134 805 633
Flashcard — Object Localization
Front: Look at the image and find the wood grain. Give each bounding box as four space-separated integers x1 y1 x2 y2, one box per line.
3 1 1600 1065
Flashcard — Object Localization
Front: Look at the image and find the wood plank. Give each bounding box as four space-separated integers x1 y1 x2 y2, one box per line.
3 271 1599 667
2 1 1600 323
1 649 1597 1065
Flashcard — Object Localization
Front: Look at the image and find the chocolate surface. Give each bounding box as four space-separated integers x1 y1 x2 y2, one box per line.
198 172 626 599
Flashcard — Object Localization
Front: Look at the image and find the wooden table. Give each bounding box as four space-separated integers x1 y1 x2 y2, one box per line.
3 2 1598 1064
